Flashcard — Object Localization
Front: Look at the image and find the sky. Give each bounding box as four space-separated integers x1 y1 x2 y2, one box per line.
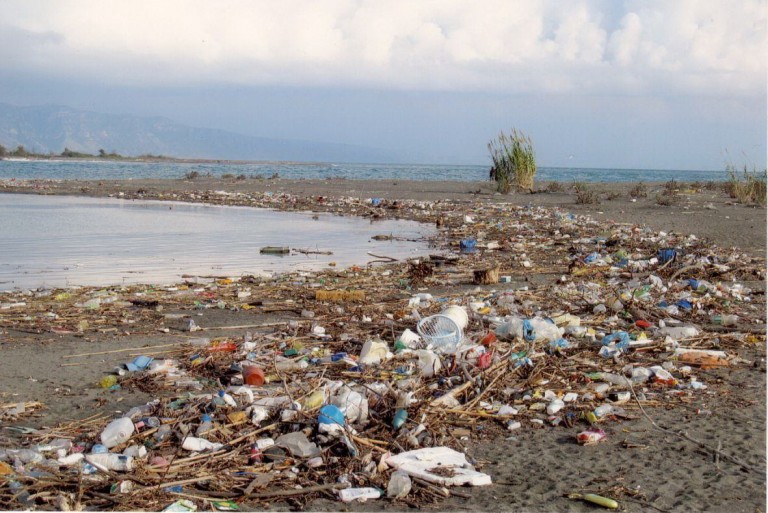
0 0 765 169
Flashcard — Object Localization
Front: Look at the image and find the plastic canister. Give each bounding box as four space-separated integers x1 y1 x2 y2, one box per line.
441 305 468 330
100 417 134 449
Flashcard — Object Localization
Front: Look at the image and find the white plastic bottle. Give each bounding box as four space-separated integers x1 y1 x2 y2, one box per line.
182 436 221 452
338 487 381 502
218 390 237 407
85 453 134 472
100 417 134 448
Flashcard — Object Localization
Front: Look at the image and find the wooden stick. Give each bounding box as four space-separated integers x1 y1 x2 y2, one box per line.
64 343 179 358
246 482 348 499
199 322 294 331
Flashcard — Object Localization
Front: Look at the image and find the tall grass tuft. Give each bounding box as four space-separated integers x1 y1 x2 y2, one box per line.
726 165 767 205
488 129 537 193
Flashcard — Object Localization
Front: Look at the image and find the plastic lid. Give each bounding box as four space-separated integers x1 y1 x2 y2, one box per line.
218 390 225 397
201 414 212 422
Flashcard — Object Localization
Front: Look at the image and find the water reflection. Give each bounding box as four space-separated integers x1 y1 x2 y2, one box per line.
0 193 434 290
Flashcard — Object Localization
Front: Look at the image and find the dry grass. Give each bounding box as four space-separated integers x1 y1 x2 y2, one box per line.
576 188 600 204
726 166 767 205
629 182 648 198
545 181 564 193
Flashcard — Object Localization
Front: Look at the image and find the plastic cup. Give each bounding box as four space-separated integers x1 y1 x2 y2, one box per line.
242 366 265 386
441 305 468 330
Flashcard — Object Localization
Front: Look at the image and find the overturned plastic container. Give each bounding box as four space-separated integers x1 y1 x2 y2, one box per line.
417 315 463 354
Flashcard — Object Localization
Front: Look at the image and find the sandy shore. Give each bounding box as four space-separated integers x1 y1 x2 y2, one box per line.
0 177 765 512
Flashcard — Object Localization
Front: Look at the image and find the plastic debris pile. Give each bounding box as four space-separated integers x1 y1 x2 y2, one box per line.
0 190 765 511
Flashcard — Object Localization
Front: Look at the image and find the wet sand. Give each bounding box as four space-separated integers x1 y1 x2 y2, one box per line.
0 176 765 512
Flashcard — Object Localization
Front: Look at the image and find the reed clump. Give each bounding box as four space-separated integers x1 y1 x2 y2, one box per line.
726 166 766 205
488 129 537 193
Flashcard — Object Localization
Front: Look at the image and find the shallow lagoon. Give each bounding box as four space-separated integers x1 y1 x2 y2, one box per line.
0 193 434 290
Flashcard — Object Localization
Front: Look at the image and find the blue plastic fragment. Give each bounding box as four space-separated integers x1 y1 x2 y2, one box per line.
459 239 477 252
601 331 630 350
522 319 536 341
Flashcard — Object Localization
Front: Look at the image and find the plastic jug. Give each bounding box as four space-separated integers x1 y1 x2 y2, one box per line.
100 417 134 449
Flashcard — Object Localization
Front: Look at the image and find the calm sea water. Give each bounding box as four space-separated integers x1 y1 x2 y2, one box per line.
0 193 434 290
0 159 731 183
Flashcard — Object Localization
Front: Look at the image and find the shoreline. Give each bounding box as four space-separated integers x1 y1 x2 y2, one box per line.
0 176 765 512
2 176 765 257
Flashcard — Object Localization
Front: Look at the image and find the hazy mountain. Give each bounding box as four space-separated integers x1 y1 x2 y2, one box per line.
0 103 397 163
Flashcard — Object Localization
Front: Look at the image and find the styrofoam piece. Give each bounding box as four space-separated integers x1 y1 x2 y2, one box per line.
385 447 492 487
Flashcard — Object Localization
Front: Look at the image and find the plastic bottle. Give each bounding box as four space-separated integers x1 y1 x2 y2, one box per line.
85 453 134 472
91 444 109 454
275 359 309 371
100 417 134 449
126 403 154 420
593 404 614 418
387 470 412 498
495 317 563 342
338 487 381 503
712 314 738 326
218 390 237 408
136 416 161 431
181 437 219 452
392 408 408 429
58 453 85 467
196 414 213 436
154 424 172 442
10 448 43 464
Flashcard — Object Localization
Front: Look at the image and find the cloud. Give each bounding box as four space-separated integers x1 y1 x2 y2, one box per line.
2 0 765 95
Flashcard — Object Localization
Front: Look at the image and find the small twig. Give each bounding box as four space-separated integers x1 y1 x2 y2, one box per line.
246 482 348 499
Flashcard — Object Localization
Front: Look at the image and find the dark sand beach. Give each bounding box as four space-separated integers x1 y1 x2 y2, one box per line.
0 176 765 512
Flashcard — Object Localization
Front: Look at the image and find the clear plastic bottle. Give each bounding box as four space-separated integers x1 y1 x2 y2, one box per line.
10 448 43 464
387 470 412 498
100 417 134 448
593 404 614 418
154 424 172 442
196 414 213 436
713 314 738 326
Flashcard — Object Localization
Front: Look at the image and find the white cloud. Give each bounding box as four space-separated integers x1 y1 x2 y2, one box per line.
1 0 765 95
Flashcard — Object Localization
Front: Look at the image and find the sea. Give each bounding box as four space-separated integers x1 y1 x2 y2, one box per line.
0 159 731 183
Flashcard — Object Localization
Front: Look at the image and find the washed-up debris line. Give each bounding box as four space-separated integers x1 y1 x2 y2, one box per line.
0 183 765 510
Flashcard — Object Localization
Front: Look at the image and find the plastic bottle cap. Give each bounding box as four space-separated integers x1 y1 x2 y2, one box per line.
202 414 211 422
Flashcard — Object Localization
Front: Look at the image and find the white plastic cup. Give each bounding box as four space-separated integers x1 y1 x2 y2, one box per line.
100 417 134 449
441 305 468 330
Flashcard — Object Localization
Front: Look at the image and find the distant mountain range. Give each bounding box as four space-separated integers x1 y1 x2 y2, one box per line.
0 103 398 163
